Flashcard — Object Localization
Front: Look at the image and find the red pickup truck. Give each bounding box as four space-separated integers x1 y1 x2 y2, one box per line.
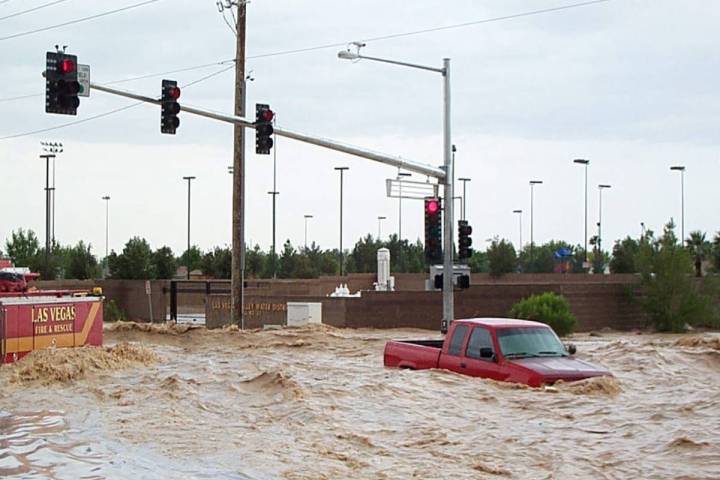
384 318 611 387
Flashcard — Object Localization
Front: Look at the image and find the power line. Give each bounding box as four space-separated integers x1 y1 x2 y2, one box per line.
0 0 164 41
0 0 70 22
0 64 235 141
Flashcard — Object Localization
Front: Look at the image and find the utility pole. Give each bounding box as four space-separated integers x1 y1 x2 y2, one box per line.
335 166 349 276
231 1 247 328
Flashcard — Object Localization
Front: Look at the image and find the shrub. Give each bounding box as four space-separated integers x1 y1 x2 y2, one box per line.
509 292 577 336
487 238 517 277
105 299 126 322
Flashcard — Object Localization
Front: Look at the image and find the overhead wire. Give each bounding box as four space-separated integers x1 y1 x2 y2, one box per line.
0 0 70 22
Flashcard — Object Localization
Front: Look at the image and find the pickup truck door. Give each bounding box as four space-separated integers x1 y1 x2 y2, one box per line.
438 324 470 373
462 326 507 381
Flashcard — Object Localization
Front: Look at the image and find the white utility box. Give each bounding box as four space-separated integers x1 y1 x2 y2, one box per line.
286 302 323 327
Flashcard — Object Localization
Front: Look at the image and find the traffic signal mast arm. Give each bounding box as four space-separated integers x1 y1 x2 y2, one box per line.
88 81 446 180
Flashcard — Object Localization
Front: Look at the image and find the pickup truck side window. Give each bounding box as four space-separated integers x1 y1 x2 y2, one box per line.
447 325 469 356
466 327 494 360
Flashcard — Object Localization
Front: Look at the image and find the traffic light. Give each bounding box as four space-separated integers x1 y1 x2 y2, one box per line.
255 103 274 154
46 51 80 115
458 220 473 260
161 80 181 134
457 274 470 289
424 197 442 264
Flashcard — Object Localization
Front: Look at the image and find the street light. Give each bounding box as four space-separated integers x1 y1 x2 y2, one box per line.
338 47 456 328
670 165 686 242
529 180 543 269
101 196 111 270
512 209 523 252
40 142 62 279
334 167 349 276
377 216 387 240
304 214 313 250
573 158 590 267
182 176 196 279
597 184 611 251
458 177 471 220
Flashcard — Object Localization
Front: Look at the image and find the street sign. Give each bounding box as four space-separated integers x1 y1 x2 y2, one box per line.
77 64 90 97
145 280 151 295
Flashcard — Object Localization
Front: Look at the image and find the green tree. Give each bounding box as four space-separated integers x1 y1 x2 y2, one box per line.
636 221 717 332
108 237 156 279
685 230 710 277
510 292 577 336
201 246 232 279
5 228 40 268
468 250 489 273
610 237 640 273
179 246 203 273
347 234 381 273
246 244 267 278
713 232 720 273
153 246 177 279
278 240 297 278
66 241 98 279
487 238 517 277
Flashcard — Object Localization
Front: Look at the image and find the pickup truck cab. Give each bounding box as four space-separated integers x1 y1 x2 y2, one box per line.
384 318 611 387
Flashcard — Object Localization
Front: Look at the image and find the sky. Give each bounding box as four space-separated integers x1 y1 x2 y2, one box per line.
1 0 718 260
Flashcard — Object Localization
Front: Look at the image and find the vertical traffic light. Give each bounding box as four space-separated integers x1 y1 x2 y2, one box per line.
424 197 442 264
255 103 274 154
46 51 80 115
161 79 181 135
458 220 473 260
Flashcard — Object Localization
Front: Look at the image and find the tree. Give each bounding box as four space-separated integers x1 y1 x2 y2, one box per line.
487 238 517 277
685 230 709 277
201 246 232 279
610 237 640 273
245 244 267 278
5 228 40 268
636 221 717 332
713 232 720 273
347 234 381 273
108 237 155 279
153 246 177 279
468 250 488 273
179 246 203 273
66 241 98 279
278 240 297 278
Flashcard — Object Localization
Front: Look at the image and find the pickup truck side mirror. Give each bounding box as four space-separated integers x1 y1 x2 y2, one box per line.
479 347 495 360
566 344 577 355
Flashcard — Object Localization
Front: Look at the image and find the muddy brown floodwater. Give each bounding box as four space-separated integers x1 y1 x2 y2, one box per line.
1 323 719 479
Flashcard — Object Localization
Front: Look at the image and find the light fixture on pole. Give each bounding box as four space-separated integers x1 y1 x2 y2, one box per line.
512 209 523 252
597 184 611 251
40 142 62 279
101 195 111 269
529 180 543 269
338 47 456 329
334 167 349 276
573 158 590 268
182 176 196 280
458 177 471 221
41 142 62 246
670 165 686 242
303 214 313 250
377 216 387 240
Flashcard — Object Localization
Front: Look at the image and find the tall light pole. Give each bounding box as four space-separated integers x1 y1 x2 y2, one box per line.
101 196 111 269
573 159 590 267
182 176 196 279
304 214 313 250
335 167 349 276
458 177 471 220
41 142 62 245
40 142 62 279
377 216 387 240
397 171 411 269
529 180 543 269
598 184 611 251
512 209 523 252
270 114 280 276
338 48 455 329
670 165 686 242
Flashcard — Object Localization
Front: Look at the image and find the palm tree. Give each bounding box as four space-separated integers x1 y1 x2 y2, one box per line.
685 231 709 277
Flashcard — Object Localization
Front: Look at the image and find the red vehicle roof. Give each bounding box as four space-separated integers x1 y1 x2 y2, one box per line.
455 318 549 329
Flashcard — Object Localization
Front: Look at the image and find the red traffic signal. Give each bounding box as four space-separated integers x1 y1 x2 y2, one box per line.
426 199 440 214
59 58 75 74
168 86 181 99
261 108 274 122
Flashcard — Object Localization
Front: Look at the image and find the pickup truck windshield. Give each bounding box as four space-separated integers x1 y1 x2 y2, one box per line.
497 327 566 358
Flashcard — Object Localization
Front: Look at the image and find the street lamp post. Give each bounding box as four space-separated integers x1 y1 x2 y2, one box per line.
512 209 523 252
304 214 313 250
335 167 349 276
397 172 412 243
102 196 111 271
573 159 590 267
598 184 611 251
338 48 455 329
377 216 387 240
458 177 471 221
670 166 686 242
529 180 543 269
182 176 196 279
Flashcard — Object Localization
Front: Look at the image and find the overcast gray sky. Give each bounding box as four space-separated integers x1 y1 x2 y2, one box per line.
1 0 718 259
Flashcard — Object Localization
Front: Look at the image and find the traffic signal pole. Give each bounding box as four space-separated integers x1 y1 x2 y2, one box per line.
441 58 454 332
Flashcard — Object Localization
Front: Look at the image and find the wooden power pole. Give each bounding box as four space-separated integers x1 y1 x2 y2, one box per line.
231 2 246 328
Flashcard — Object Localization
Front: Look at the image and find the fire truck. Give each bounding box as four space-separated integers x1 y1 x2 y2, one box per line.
0 290 104 364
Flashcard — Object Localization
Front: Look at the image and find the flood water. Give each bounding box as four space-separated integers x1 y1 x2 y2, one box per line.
1 323 719 479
